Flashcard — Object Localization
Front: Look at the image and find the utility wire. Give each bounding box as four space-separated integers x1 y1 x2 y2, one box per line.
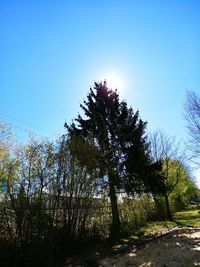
0 112 58 137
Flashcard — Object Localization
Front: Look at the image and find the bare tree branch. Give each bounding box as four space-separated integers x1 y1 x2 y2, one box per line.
184 90 200 167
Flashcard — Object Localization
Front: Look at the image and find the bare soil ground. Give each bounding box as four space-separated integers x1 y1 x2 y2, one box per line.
65 227 200 267
96 228 200 267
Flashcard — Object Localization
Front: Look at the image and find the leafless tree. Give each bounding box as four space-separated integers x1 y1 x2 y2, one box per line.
184 90 200 167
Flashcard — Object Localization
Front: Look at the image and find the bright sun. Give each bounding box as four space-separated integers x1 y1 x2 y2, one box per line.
104 73 122 90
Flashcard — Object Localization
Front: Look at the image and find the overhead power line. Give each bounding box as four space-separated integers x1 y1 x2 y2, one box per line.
0 112 58 137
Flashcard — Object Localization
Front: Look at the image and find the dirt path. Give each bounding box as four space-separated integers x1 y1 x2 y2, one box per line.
96 228 200 267
65 227 200 266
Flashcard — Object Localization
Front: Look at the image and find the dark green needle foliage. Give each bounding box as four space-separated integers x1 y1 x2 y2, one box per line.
66 81 164 237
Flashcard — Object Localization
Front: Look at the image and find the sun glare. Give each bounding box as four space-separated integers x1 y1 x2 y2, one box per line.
104 73 122 90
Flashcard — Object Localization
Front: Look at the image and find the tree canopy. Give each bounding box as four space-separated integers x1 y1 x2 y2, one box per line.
66 82 164 236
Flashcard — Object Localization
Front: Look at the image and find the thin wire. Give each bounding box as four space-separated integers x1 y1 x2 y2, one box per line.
0 112 58 137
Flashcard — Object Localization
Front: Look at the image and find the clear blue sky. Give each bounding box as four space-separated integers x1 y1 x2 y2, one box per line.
1 1 200 183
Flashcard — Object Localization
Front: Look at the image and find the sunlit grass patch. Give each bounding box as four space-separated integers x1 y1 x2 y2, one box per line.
174 209 200 227
138 220 177 236
129 209 200 239
119 208 200 244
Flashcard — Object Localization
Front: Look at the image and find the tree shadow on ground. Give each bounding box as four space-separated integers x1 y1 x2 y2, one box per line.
82 229 200 267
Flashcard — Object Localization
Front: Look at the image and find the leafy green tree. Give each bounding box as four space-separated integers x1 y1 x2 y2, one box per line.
66 82 162 236
168 161 197 211
0 121 17 197
150 130 193 219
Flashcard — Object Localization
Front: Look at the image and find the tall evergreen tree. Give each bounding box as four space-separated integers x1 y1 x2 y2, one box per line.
66 82 161 237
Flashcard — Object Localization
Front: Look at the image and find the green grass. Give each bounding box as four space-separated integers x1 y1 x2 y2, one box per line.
174 209 200 227
134 220 177 237
128 208 200 239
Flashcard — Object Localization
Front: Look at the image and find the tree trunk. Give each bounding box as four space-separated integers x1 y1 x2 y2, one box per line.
164 194 173 221
108 172 121 238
